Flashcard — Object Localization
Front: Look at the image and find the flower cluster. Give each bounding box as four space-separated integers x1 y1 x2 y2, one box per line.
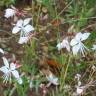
1 4 96 95
1 5 59 87
74 74 96 95
57 32 91 56
5 6 34 44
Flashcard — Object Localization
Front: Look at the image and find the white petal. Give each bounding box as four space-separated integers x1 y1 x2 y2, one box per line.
76 87 83 94
23 18 32 26
62 39 68 47
10 63 16 70
56 43 63 50
24 25 34 33
2 57 9 68
0 66 9 74
12 70 20 78
4 8 15 18
17 78 23 84
18 37 29 44
16 19 23 27
62 39 70 52
81 33 90 41
52 78 59 85
72 44 80 55
48 74 53 79
12 26 21 34
0 48 4 54
70 39 78 46
66 45 70 52
75 32 83 40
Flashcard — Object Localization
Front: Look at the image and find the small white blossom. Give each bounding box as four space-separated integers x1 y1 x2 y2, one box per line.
46 73 59 85
76 86 84 95
4 5 25 18
70 32 90 56
0 57 22 84
92 45 96 50
75 74 84 95
75 74 81 79
4 8 16 18
12 18 34 44
57 39 70 52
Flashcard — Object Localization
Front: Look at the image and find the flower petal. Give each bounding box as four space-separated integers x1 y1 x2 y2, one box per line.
56 43 63 50
18 36 29 44
2 57 9 68
75 32 83 41
12 26 21 34
76 87 83 95
23 18 32 26
24 25 34 34
72 44 80 55
62 39 70 52
81 33 90 41
0 66 9 74
12 70 20 78
70 39 78 46
52 78 59 85
10 63 16 70
16 19 23 27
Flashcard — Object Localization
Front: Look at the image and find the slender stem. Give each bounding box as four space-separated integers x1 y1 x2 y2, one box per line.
60 55 71 93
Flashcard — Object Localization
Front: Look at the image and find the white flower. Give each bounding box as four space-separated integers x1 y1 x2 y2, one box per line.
92 45 96 50
12 18 34 34
46 73 59 85
76 86 84 95
75 74 81 79
4 8 16 18
75 73 84 95
4 5 25 18
12 18 34 44
70 32 90 56
57 39 70 52
0 57 22 84
0 48 4 54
